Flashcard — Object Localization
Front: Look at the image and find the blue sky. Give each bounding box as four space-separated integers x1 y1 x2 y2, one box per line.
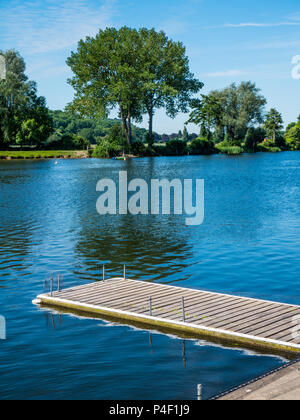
0 0 299 133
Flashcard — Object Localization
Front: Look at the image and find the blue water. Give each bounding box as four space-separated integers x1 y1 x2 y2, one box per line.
0 152 299 400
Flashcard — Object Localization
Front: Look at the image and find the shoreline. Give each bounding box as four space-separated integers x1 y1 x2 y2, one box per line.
0 149 298 160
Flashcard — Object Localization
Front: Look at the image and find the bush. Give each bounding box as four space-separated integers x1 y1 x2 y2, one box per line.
130 141 146 157
257 142 281 153
92 139 121 158
285 123 300 150
152 144 168 156
165 139 187 156
215 141 243 155
188 137 215 155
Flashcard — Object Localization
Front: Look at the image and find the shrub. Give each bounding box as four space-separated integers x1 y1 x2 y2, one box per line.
285 123 300 150
152 144 168 156
215 141 243 155
188 137 215 155
92 139 121 158
130 141 146 157
257 142 281 153
165 139 187 156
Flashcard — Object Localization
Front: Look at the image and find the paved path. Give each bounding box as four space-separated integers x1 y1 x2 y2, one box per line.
218 361 300 400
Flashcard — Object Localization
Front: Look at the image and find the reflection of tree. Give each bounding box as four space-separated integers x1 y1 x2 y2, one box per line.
73 158 193 284
74 211 193 283
0 216 34 284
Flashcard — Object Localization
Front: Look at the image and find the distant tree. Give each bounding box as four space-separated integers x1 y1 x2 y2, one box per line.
78 127 94 143
264 108 284 143
286 122 296 132
183 126 189 142
193 82 266 145
188 94 223 140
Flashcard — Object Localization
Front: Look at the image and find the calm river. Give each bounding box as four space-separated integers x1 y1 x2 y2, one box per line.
0 152 299 399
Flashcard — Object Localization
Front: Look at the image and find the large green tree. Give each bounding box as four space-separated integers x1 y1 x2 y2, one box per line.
0 49 53 148
67 27 202 146
67 27 143 146
138 28 203 145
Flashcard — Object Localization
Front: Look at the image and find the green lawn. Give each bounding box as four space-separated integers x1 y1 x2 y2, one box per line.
0 150 88 159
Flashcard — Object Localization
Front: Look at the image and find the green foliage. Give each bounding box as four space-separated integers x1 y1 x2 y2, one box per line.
285 121 300 150
92 123 146 158
92 139 121 158
49 110 147 146
257 142 281 153
188 137 215 155
152 139 187 156
67 27 146 145
264 108 284 143
190 82 267 146
138 28 203 138
166 139 187 156
67 27 202 144
188 94 223 139
131 141 146 157
0 49 53 149
215 141 243 155
183 126 189 142
106 123 126 148
244 127 266 152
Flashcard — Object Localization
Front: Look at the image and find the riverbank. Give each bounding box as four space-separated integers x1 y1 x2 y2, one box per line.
0 150 89 159
1 148 298 160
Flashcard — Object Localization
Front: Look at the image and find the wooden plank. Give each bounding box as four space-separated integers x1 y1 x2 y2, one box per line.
155 295 269 320
35 278 300 355
210 306 299 333
204 303 289 329
237 311 300 336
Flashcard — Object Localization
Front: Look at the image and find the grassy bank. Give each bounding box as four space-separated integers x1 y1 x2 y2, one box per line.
0 150 89 159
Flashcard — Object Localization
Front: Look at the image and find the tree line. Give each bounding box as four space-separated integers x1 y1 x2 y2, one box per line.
0 27 299 155
66 26 300 155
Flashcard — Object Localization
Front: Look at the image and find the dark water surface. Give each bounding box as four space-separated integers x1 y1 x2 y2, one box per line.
0 152 299 400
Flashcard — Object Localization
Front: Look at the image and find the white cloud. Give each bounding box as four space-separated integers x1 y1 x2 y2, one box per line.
0 0 117 54
221 22 300 28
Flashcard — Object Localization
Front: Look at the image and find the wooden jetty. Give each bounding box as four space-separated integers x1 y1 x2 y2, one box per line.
33 278 300 355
